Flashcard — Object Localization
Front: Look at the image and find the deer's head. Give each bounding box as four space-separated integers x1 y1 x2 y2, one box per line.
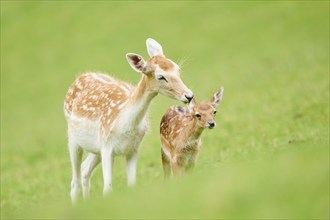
126 38 193 103
188 87 224 129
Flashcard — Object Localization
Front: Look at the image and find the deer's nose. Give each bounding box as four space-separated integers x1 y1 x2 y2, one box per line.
208 121 215 128
185 94 194 103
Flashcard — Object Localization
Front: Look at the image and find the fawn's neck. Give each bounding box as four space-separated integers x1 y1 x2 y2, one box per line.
187 118 205 141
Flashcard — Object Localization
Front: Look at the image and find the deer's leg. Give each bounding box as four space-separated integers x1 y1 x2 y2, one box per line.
126 151 138 187
69 139 83 204
81 153 101 199
185 162 195 174
185 150 199 174
161 148 171 179
171 160 183 177
101 146 114 195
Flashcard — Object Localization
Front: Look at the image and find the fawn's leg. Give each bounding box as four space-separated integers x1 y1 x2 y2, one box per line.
185 162 195 174
161 148 171 179
185 151 198 174
171 160 183 177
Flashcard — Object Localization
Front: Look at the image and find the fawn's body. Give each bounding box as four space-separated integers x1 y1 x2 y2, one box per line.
64 38 193 203
160 88 224 177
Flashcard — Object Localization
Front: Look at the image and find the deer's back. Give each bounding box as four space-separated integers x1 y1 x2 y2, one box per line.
160 106 193 149
64 73 134 130
160 106 201 167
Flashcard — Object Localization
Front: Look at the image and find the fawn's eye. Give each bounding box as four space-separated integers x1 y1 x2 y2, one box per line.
195 113 201 119
157 76 168 83
214 111 217 115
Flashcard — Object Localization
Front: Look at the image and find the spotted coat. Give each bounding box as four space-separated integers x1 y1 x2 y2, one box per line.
64 73 136 137
160 87 224 177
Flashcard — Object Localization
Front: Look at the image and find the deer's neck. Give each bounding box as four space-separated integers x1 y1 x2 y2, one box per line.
187 119 205 141
191 126 205 140
126 75 157 126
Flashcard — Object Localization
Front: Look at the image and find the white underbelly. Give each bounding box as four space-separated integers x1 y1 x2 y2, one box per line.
110 114 148 155
111 130 146 156
67 116 102 154
67 115 147 156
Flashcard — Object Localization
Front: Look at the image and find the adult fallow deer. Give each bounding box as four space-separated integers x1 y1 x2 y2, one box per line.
64 38 193 203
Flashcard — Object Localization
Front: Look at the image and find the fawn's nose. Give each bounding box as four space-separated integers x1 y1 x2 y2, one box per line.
185 94 194 103
208 121 215 128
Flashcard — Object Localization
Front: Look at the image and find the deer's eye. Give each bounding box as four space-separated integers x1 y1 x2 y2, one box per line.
214 111 217 115
157 76 168 83
195 113 201 119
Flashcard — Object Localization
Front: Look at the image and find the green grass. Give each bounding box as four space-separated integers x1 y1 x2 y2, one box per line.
1 1 329 219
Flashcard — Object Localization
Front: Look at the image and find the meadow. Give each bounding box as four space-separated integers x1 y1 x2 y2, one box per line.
1 1 329 219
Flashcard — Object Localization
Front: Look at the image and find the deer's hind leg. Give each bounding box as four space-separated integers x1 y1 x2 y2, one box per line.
161 148 171 179
68 138 83 204
81 153 101 199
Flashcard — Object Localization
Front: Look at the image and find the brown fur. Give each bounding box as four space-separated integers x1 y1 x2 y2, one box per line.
64 54 190 140
148 55 175 71
64 73 134 136
160 88 224 177
64 38 195 202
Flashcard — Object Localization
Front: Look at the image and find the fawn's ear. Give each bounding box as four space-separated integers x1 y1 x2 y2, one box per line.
146 38 164 58
187 98 196 113
211 87 224 108
126 53 146 73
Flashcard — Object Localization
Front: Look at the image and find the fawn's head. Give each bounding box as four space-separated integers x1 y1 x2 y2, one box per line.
188 87 224 129
126 38 193 103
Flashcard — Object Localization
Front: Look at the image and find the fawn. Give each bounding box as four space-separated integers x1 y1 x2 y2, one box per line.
64 38 193 203
160 87 224 177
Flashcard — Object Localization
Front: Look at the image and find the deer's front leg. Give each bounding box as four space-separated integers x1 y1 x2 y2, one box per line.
171 159 183 176
185 150 198 174
126 151 138 186
101 146 114 195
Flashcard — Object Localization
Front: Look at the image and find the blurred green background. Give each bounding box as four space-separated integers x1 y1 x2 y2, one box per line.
1 1 329 219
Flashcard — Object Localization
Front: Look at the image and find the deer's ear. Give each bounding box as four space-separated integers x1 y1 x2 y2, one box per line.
146 38 164 58
187 98 196 113
126 53 146 73
211 87 224 108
